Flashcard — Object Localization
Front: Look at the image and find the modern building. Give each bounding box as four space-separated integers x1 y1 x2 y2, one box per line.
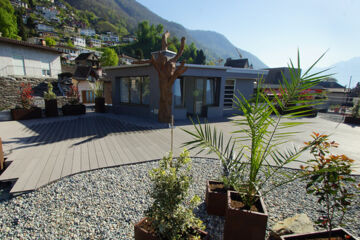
72 37 86 48
36 24 54 32
105 58 267 121
79 28 96 37
100 32 119 43
89 38 102 48
0 37 61 78
118 54 138 65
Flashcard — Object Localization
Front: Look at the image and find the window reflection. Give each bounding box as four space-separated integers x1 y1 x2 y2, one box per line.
119 76 150 105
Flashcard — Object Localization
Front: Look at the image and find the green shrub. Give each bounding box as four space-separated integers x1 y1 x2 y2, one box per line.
44 82 57 100
90 80 104 98
145 150 205 240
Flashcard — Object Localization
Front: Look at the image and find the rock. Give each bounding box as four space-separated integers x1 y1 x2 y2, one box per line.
269 213 315 240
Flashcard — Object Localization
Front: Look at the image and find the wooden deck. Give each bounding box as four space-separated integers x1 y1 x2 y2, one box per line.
0 114 224 194
0 113 358 194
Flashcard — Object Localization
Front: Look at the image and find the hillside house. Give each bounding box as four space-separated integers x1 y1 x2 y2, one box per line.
0 37 61 78
36 24 54 32
79 28 96 37
72 37 86 48
89 38 102 48
105 51 267 121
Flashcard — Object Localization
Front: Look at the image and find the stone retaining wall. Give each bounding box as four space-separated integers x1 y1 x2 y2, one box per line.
0 76 67 110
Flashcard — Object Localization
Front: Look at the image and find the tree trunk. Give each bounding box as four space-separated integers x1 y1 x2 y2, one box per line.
158 79 173 123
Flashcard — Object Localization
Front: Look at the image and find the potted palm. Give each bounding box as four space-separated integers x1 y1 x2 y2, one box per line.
281 133 359 240
134 150 208 240
183 52 331 240
11 83 42 120
91 80 105 113
62 85 86 116
44 82 58 117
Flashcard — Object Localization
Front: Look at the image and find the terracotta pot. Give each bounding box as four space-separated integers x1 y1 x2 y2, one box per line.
95 97 105 113
344 116 360 125
45 99 58 117
11 107 42 120
223 191 268 240
62 104 86 116
206 180 233 216
280 227 358 240
134 217 209 240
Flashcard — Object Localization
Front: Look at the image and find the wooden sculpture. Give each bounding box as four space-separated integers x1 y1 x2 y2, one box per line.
135 31 188 123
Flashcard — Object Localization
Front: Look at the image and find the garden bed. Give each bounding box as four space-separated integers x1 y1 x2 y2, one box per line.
0 159 358 239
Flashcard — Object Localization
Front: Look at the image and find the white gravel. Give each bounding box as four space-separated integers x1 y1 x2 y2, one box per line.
0 158 359 239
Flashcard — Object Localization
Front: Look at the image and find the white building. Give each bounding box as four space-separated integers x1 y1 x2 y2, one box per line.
36 24 54 32
0 37 62 78
73 37 86 48
100 32 119 43
79 28 96 37
90 38 102 48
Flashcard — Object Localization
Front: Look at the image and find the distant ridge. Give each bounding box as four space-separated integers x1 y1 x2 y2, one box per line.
64 0 268 68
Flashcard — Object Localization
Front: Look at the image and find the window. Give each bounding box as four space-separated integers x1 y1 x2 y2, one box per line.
205 78 219 106
41 61 51 76
174 78 184 107
119 76 150 105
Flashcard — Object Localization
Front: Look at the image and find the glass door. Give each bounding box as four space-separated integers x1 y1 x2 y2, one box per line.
194 78 204 115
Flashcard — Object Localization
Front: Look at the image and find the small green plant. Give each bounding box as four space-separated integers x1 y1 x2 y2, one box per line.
351 100 360 118
90 80 104 98
183 51 331 208
302 132 357 239
145 149 205 240
44 82 57 100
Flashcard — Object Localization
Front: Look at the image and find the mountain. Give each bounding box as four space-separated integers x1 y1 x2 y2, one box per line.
63 0 267 68
313 57 360 88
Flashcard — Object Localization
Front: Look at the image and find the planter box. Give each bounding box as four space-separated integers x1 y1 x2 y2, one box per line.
344 116 360 125
206 180 232 216
45 99 58 117
11 107 42 120
134 217 208 240
280 227 358 240
223 191 268 240
0 110 11 121
95 97 105 113
62 104 86 116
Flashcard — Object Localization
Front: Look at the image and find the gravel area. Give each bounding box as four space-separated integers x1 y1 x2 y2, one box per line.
0 158 359 239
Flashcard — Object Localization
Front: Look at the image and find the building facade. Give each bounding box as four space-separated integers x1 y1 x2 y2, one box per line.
0 37 61 78
105 64 267 121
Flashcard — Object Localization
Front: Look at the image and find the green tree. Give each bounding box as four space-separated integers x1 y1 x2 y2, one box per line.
0 0 18 39
45 37 56 47
101 47 118 66
135 20 163 58
194 49 206 64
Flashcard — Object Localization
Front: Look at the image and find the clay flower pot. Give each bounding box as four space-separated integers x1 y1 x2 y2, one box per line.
11 107 42 120
45 99 58 117
223 191 268 240
95 97 105 113
62 104 86 116
280 227 358 240
205 180 233 216
134 217 209 240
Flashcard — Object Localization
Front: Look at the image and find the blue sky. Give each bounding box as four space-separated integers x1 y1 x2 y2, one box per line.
136 0 360 70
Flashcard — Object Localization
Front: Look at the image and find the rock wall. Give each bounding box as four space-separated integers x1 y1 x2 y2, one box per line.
0 76 67 110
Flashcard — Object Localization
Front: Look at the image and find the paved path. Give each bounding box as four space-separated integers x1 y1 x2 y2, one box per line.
0 113 359 194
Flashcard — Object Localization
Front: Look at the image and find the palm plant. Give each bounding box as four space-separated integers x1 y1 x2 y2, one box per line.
183 51 332 208
90 80 104 98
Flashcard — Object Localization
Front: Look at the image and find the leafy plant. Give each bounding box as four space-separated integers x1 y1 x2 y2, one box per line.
351 100 360 118
145 150 205 240
301 133 357 239
90 80 104 98
183 51 331 208
66 85 80 105
19 83 34 109
44 82 57 100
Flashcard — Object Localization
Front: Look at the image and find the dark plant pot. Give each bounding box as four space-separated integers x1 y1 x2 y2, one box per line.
45 99 58 117
62 104 86 116
280 227 358 240
134 217 209 240
95 97 105 113
223 191 268 240
206 180 233 216
11 107 42 120
344 116 360 125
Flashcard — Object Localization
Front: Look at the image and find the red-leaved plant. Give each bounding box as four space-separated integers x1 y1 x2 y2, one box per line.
301 132 357 240
19 83 34 109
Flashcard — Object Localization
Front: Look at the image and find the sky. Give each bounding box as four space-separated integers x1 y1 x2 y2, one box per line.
136 0 360 70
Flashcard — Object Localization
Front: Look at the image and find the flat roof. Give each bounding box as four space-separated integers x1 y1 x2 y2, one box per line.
104 63 269 75
0 37 61 54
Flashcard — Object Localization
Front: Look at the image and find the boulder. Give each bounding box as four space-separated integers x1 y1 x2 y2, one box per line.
269 214 315 240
